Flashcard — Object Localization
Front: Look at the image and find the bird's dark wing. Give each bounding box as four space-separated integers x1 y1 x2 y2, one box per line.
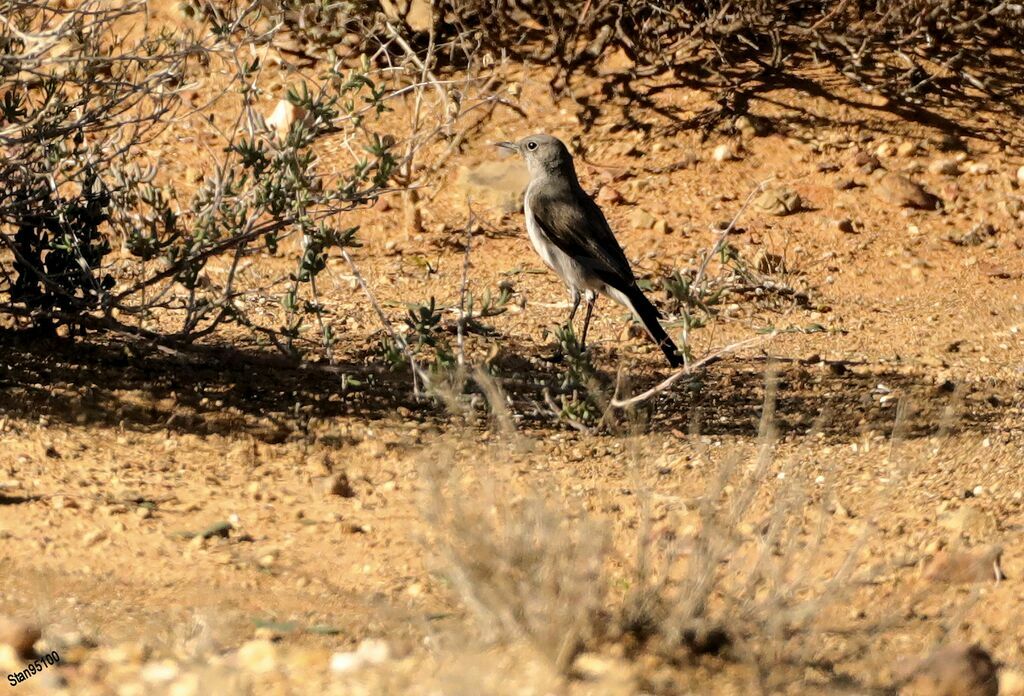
528 185 636 291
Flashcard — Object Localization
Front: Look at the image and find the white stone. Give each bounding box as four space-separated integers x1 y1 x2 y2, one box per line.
237 639 278 673
329 651 365 674
265 99 311 140
712 143 737 162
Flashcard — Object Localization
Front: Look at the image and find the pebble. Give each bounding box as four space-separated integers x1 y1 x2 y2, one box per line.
873 172 938 209
652 219 670 234
755 187 802 216
835 218 856 234
314 472 356 498
265 99 311 140
141 660 181 684
330 638 391 674
853 151 882 174
1017 164 1024 186
1001 670 1024 696
82 529 106 547
237 639 278 673
595 186 623 206
712 143 738 162
630 209 656 230
51 495 76 510
928 158 960 176
0 617 41 658
900 644 998 696
896 141 918 157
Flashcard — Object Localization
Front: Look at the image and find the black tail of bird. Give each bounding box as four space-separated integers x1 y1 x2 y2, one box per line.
622 285 683 368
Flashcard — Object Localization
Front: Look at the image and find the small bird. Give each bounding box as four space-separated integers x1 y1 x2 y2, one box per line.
498 134 682 367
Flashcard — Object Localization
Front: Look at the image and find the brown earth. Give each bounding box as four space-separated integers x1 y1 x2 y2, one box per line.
2 4 1024 695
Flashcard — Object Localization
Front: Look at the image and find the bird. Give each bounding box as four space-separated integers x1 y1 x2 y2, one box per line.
498 134 682 368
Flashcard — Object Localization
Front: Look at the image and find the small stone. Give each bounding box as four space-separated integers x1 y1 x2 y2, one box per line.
356 638 391 665
330 638 391 675
835 218 855 234
652 219 670 235
755 187 802 216
574 652 618 679
928 158 960 176
0 617 41 658
900 644 998 696
834 177 857 191
948 223 996 247
712 143 738 162
265 99 311 140
314 472 356 498
1000 670 1024 696
896 141 918 157
169 674 201 696
923 546 1004 584
82 529 106 547
237 639 278 673
184 167 203 185
330 651 364 674
1016 164 1024 186
875 142 894 158
852 150 881 174
873 172 938 210
965 161 990 175
51 495 77 510
595 186 623 206
630 209 656 230
141 660 181 684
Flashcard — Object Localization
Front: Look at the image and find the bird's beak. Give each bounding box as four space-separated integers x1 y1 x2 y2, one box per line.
496 141 519 153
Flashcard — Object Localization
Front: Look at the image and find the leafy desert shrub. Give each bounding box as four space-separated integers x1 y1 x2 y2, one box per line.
0 0 400 357
229 0 1023 112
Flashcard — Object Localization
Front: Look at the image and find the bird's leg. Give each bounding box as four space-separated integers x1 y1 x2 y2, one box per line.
580 293 596 349
567 289 581 328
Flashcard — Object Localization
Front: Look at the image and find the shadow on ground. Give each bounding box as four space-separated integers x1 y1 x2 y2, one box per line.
0 329 1011 444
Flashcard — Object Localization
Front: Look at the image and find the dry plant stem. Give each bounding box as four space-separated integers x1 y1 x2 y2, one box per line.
456 212 476 366
610 333 774 409
338 248 430 399
387 21 441 237
691 177 774 294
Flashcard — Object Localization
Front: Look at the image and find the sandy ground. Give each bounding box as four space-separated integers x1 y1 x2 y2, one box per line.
2 4 1024 695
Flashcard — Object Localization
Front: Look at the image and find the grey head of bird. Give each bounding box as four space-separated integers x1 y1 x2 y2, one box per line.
497 134 577 181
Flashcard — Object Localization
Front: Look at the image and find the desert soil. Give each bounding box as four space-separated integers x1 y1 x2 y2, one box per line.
2 4 1024 695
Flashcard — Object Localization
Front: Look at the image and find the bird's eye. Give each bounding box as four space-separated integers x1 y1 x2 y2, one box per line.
526 141 537 150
